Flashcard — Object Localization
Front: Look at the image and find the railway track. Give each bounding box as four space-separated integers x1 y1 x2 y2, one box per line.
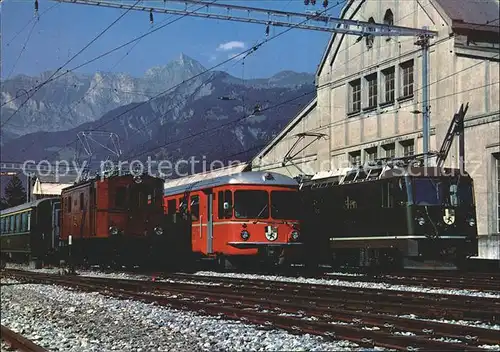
158 272 500 322
2 269 499 351
319 271 500 292
0 325 48 352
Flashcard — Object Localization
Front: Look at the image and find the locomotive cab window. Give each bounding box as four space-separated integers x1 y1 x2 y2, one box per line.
190 195 199 221
115 187 127 208
234 190 268 219
80 192 85 210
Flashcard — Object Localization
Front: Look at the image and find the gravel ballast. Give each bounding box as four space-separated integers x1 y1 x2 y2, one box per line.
1 277 373 351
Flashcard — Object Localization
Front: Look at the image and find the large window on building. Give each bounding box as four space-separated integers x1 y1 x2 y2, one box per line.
349 151 361 167
365 147 377 162
365 73 378 109
383 9 394 26
366 17 375 49
382 143 396 158
348 79 361 114
400 60 414 98
400 140 414 156
382 67 395 103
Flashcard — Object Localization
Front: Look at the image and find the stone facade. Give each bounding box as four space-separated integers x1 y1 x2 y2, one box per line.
250 0 499 256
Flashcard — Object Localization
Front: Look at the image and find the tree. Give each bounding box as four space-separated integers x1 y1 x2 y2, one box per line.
0 196 9 210
4 175 26 207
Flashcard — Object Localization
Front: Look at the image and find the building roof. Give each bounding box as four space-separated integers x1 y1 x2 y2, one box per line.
32 180 73 196
34 174 80 184
434 0 499 29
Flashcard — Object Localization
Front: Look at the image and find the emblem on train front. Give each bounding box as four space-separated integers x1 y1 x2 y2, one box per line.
265 225 278 241
443 208 456 225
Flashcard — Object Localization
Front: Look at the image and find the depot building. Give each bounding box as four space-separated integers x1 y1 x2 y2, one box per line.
248 0 500 259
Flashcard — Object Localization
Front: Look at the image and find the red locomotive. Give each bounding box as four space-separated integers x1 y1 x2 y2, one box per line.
59 172 166 267
163 171 302 269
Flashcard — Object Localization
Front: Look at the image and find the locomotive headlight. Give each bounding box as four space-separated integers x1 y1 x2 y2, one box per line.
290 230 300 241
468 218 475 227
154 226 163 235
240 230 250 241
109 226 119 235
417 217 425 226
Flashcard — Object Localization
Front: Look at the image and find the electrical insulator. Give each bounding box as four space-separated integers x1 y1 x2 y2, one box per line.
34 0 39 15
304 0 309 5
311 0 316 5
323 0 328 8
265 24 269 37
149 10 153 24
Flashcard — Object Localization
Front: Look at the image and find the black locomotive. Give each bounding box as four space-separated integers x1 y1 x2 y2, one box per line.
299 161 478 269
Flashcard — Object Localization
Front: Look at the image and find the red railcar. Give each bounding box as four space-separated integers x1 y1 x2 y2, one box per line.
163 171 302 269
59 173 165 267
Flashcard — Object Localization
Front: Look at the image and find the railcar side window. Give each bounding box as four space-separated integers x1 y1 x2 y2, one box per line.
67 196 72 212
10 216 14 232
80 192 85 210
0 218 5 234
21 213 27 232
15 214 21 232
190 195 199 221
218 190 233 219
27 212 31 231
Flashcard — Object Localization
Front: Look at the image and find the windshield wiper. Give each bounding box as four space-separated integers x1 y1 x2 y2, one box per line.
252 204 268 224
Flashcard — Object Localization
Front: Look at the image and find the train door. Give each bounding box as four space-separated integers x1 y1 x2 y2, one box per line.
52 202 61 250
190 194 201 253
204 189 214 254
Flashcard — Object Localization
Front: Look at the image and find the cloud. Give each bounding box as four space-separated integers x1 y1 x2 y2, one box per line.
217 41 245 51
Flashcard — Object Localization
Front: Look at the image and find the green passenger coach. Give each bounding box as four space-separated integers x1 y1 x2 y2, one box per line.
0 197 61 267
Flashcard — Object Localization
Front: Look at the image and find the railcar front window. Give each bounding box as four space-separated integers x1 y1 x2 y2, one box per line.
414 179 443 205
271 191 299 219
234 190 268 219
457 182 474 206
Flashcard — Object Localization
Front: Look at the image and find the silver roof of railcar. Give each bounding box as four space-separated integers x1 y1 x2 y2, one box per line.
0 197 60 216
164 171 298 197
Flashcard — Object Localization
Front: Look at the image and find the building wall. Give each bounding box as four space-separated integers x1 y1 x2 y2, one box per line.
252 0 500 245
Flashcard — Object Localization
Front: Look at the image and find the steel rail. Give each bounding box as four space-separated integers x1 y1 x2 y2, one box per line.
0 325 48 352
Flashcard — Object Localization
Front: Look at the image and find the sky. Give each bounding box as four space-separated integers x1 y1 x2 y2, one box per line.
1 0 344 80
